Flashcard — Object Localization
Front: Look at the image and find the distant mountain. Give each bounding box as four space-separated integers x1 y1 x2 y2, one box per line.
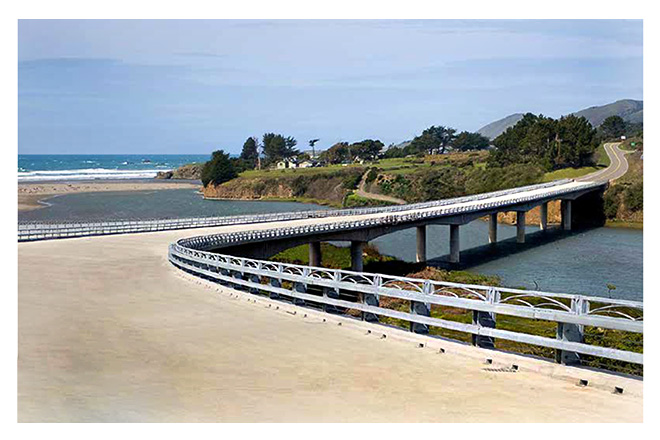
477 114 524 140
477 99 643 140
571 99 643 127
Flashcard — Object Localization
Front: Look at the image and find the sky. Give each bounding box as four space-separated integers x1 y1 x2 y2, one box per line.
18 19 643 155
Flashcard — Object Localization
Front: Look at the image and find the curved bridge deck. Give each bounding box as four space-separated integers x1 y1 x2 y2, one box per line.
18 203 642 422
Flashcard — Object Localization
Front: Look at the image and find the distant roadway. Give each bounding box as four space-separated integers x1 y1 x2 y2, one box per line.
579 142 631 183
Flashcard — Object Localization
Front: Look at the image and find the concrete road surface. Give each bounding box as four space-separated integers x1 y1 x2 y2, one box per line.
18 227 642 422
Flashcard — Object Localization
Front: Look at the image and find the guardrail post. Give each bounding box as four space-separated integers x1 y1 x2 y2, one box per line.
472 288 497 349
361 276 380 323
269 278 281 300
248 274 261 295
231 271 245 291
292 282 306 306
323 287 341 314
556 297 587 365
410 281 432 334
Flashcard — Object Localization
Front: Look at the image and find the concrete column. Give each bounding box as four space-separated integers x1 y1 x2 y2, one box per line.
539 202 548 231
449 225 460 264
416 226 427 263
516 211 526 244
562 200 572 231
309 242 322 267
350 241 364 272
488 213 498 244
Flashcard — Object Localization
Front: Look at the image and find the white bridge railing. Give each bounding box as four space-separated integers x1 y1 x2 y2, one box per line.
168 243 643 366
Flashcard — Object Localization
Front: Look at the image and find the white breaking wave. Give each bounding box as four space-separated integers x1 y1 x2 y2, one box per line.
18 168 171 182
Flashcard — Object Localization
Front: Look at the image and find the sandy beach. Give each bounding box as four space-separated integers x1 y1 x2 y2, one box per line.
18 180 201 212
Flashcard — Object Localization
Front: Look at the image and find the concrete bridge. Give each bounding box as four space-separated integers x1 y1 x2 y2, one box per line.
180 179 606 269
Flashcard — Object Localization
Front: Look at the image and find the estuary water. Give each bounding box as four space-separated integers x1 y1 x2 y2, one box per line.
18 188 642 301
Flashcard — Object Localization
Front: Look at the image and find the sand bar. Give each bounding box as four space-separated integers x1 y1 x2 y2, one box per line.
18 179 201 211
18 221 643 422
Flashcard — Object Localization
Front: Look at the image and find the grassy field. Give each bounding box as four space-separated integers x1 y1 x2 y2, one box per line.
542 166 599 182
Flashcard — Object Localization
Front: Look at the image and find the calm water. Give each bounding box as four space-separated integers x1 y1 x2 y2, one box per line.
19 189 642 301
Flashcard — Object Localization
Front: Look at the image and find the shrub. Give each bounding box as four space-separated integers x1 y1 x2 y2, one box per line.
201 150 238 187
342 174 361 190
624 182 643 212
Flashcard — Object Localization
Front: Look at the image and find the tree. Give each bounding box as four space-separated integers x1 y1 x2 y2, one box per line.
601 115 627 139
239 137 259 169
350 139 384 161
409 125 457 155
319 142 350 164
262 133 299 164
489 113 597 170
201 150 238 187
452 131 490 151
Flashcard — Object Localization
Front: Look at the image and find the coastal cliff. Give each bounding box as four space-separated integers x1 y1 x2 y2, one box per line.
203 169 364 206
156 163 203 180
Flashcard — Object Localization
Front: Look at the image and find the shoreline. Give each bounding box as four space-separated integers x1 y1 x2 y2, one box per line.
18 178 201 212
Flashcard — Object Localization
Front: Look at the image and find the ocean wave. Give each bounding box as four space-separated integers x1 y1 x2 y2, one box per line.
18 168 171 182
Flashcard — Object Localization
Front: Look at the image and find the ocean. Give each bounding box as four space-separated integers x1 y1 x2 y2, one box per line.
18 154 212 182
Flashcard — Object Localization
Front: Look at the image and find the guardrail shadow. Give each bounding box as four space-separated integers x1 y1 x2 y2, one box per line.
427 226 600 270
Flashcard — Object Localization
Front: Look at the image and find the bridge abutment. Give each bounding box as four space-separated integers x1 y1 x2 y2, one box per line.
488 214 497 244
449 225 460 263
416 226 427 263
516 211 526 243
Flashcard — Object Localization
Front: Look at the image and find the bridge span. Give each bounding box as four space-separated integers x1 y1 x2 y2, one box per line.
18 175 643 422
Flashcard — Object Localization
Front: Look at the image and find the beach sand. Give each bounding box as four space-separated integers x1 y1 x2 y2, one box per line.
18 222 643 422
18 180 201 211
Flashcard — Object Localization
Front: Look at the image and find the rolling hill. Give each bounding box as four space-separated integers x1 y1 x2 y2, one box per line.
477 99 643 140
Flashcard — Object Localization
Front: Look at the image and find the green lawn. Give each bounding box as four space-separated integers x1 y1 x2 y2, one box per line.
542 166 599 182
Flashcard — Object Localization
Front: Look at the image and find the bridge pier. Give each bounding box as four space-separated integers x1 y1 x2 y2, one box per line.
488 213 497 244
309 242 322 267
350 241 365 272
416 226 427 263
516 211 526 244
561 200 572 231
449 225 460 264
539 202 548 231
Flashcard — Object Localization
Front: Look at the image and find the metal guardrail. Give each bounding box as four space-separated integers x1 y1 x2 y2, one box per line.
168 244 643 365
17 179 592 241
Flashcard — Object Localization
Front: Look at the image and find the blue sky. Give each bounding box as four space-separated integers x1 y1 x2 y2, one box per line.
18 20 642 155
